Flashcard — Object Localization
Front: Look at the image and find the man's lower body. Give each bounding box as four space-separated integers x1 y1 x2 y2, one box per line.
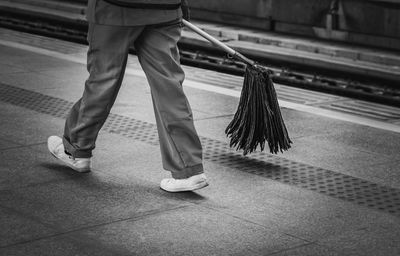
48 20 207 192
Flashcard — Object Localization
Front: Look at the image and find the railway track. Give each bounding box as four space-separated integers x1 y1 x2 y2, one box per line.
0 1 399 107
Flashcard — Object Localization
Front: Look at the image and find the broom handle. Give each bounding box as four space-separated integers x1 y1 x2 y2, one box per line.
182 19 256 67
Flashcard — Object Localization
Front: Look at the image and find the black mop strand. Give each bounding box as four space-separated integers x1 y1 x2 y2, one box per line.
225 65 292 155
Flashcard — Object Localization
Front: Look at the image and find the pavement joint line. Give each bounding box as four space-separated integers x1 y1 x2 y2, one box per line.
0 204 61 248
0 174 82 193
0 153 128 193
265 242 329 256
0 70 34 75
89 167 316 246
197 203 312 243
0 141 48 151
0 203 191 250
0 145 23 151
2 84 400 218
0 163 152 194
0 38 399 133
86 167 316 243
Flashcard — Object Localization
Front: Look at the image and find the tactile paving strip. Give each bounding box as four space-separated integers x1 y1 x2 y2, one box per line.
1 82 400 217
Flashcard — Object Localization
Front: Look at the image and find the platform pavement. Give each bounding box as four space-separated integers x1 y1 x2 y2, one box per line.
1 31 400 255
1 0 400 84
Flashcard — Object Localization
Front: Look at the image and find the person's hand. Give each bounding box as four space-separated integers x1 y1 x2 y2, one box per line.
181 0 190 21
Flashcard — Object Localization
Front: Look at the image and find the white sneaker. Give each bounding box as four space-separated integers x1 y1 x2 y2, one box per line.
160 173 208 192
47 136 91 173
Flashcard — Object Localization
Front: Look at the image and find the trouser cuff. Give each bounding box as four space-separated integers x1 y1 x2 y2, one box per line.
63 136 93 158
170 164 204 179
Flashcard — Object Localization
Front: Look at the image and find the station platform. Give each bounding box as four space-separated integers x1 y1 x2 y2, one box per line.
1 0 400 87
1 28 400 255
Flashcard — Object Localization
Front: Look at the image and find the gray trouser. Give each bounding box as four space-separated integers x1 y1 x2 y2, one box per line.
63 21 203 179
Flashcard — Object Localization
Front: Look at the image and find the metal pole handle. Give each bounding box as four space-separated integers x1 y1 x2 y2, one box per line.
182 19 256 67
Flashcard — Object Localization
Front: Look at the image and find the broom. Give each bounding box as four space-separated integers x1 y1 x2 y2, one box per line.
182 20 292 155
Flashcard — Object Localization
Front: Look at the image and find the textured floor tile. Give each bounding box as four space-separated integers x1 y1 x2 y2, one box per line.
0 207 56 247
92 133 166 183
0 62 26 74
0 72 85 102
0 171 189 232
70 205 307 256
0 236 127 256
317 227 400 256
0 103 64 145
92 131 400 243
195 116 233 142
268 243 343 256
346 160 400 189
310 125 400 160
167 161 400 242
0 137 21 150
0 46 77 72
282 135 391 176
185 87 238 117
283 108 356 139
0 144 78 191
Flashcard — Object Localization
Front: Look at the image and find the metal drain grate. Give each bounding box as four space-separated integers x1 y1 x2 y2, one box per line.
2 82 400 217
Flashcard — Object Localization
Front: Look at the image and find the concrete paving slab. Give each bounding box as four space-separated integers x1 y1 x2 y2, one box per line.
268 243 342 256
0 102 64 145
282 108 356 139
0 136 21 150
36 65 88 82
0 144 79 191
0 236 126 256
317 226 400 256
92 132 165 183
311 125 400 160
185 88 238 118
92 133 213 210
282 135 392 177
0 206 56 248
0 45 28 65
68 205 307 256
97 137 398 242
0 45 77 72
0 62 26 74
359 160 400 190
0 70 87 102
0 72 82 99
274 205 400 243
166 161 400 242
195 116 232 142
0 170 190 232
79 127 400 243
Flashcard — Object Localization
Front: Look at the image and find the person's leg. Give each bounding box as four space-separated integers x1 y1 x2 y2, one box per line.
63 23 144 158
135 21 204 180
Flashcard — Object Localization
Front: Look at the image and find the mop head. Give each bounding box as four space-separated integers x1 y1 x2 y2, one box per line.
225 65 292 155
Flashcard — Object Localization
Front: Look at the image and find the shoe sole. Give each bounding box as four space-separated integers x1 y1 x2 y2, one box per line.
160 180 209 192
49 151 91 173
